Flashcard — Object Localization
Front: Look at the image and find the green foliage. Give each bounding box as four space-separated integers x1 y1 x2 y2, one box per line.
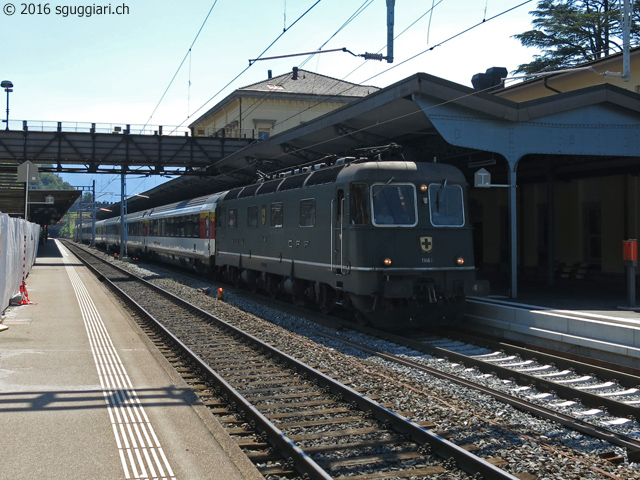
514 0 640 74
35 172 75 190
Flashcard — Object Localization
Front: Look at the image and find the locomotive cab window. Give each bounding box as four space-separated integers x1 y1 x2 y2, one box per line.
371 183 417 226
428 182 465 227
271 202 283 227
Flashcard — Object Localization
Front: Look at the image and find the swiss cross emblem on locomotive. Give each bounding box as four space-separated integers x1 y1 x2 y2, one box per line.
420 236 433 253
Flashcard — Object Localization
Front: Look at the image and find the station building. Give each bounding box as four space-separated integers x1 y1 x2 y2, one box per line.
189 68 379 140
473 48 640 289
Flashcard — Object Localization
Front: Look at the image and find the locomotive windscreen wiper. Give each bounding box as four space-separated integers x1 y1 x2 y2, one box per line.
436 178 448 212
373 177 395 198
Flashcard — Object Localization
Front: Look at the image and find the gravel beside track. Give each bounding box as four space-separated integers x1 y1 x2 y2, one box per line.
68 241 640 480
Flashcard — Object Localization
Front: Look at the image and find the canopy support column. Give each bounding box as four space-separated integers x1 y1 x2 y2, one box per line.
508 165 518 298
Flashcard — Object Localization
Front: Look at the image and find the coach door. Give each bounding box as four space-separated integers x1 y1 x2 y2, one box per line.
331 188 346 274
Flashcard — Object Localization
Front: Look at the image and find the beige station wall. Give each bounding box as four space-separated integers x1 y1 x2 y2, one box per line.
497 51 640 103
470 173 640 277
193 97 346 138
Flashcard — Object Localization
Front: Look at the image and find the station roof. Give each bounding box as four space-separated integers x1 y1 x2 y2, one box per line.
27 189 82 225
188 68 380 129
0 180 81 225
116 72 640 218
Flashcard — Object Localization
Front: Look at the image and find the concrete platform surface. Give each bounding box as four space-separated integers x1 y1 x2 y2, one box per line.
0 240 263 480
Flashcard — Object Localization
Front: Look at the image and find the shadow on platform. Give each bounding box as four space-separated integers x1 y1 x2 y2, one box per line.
479 271 639 312
0 386 200 413
36 239 62 258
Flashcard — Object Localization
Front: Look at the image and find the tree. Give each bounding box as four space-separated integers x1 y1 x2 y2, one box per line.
514 0 640 74
34 172 75 190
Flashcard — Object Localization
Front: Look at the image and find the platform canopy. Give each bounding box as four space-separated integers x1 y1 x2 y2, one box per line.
0 186 80 225
141 73 640 208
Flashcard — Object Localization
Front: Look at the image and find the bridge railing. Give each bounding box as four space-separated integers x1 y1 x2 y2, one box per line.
6 120 192 136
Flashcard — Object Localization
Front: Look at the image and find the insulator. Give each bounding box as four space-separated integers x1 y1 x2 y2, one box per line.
362 52 385 61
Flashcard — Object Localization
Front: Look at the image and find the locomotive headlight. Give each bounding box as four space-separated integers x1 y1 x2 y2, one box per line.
419 184 428 193
456 256 465 266
383 257 393 266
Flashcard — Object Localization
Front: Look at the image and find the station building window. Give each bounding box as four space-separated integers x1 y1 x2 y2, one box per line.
253 119 275 140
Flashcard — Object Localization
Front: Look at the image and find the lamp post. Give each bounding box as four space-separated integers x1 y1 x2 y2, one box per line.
1 80 13 130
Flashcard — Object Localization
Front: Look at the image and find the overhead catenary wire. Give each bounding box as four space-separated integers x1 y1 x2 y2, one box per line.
298 0 376 68
141 0 219 133
355 0 535 86
236 0 386 129
115 0 537 196
199 0 538 174
107 0 539 203
226 0 447 138
169 0 324 134
206 79 513 185
237 0 510 142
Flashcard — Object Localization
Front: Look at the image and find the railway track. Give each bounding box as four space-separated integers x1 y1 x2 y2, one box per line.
63 241 521 480
195 261 640 461
314 329 640 461
204 269 640 465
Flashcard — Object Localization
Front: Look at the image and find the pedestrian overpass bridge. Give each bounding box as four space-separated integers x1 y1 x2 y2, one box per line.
0 121 255 176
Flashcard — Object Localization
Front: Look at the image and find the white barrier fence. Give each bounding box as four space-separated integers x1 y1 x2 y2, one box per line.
0 214 40 314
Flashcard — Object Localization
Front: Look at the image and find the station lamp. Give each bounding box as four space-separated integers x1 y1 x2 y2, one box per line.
1 80 13 130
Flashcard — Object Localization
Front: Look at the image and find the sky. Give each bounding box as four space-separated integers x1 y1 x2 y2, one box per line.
1 0 541 204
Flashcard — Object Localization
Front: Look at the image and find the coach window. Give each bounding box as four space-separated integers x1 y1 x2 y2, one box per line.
180 216 187 236
247 206 258 228
229 209 237 228
261 205 267 225
299 199 315 227
217 208 225 228
187 215 197 237
350 183 370 225
271 202 283 227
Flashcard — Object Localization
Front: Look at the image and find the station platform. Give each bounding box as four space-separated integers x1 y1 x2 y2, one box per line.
480 271 640 314
0 240 263 480
468 273 640 369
